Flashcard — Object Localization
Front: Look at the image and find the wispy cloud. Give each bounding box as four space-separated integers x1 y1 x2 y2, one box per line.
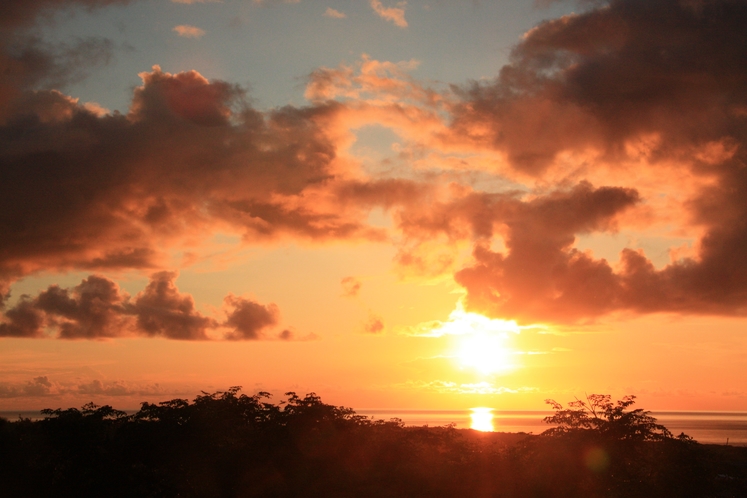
173 25 206 38
340 277 361 297
324 7 346 19
370 0 407 28
171 0 220 4
394 380 538 395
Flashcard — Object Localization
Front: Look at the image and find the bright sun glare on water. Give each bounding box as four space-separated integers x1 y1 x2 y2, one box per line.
470 408 495 432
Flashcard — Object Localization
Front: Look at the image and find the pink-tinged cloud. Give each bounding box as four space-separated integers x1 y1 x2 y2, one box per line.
171 0 220 4
324 7 346 19
340 276 361 297
439 0 747 322
0 273 288 340
0 376 54 398
0 65 386 300
369 0 407 28
364 313 384 334
132 272 215 340
3 0 747 327
253 0 301 5
172 25 206 39
223 294 280 340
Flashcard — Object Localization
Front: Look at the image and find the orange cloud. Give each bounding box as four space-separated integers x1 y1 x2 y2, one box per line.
341 276 362 297
324 7 346 19
223 294 280 340
4 0 747 328
364 313 384 333
369 0 407 28
172 25 206 38
0 65 384 301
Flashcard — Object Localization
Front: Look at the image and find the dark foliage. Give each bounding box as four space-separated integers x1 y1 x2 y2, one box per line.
0 389 745 497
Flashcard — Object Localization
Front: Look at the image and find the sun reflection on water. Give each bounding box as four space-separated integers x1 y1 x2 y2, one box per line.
470 407 495 432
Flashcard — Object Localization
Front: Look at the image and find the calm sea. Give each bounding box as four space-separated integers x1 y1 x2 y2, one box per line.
3 409 746 446
356 409 747 446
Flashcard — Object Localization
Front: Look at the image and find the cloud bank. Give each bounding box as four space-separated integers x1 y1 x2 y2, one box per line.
2 0 747 329
0 273 283 340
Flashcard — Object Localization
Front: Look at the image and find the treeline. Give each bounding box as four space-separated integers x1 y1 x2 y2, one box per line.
1 388 745 497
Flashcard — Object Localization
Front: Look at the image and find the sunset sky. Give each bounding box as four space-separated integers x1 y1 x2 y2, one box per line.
2 0 746 414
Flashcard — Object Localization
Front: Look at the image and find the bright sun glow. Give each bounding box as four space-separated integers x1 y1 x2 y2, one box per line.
456 333 513 374
426 302 520 374
470 407 495 432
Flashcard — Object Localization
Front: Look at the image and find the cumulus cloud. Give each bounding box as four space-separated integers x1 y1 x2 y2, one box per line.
0 35 116 121
223 294 280 340
132 272 215 340
324 7 346 19
438 0 747 322
369 0 407 28
0 64 383 299
4 0 747 328
0 376 54 398
0 273 288 340
172 25 206 38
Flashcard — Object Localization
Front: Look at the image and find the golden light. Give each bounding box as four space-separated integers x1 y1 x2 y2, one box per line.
470 407 495 432
442 303 519 374
456 333 513 374
415 302 523 375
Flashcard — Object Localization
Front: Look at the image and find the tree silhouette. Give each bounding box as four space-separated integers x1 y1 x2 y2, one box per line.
542 394 672 441
0 388 745 497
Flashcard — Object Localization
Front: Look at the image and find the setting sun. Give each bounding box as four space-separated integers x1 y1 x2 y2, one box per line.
456 333 514 375
421 303 521 375
1 0 746 467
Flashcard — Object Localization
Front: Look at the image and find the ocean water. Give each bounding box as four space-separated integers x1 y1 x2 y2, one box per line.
3 409 746 446
357 409 747 446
